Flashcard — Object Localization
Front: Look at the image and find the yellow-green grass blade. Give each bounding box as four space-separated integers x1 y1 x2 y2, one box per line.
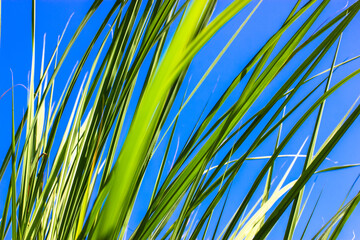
93 1 212 238
21 1 110 181
58 0 179 236
0 2 73 185
23 2 121 238
170 2 263 239
235 181 296 240
2 1 110 237
155 0 322 203
67 2 158 238
154 0 262 157
81 1 150 196
150 77 192 207
156 0 316 164
94 1 162 191
233 138 306 240
148 3 334 236
49 77 87 238
22 62 79 232
144 92 214 240
57 5 140 238
84 0 246 238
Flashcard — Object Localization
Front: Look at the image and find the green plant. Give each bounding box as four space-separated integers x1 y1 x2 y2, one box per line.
1 0 360 239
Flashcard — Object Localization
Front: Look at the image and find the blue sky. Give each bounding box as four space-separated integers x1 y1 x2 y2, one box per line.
1 0 360 239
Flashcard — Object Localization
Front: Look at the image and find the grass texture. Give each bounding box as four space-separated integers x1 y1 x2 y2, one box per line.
1 0 360 239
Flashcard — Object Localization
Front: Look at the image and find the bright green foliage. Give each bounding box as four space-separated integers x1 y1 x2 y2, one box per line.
1 0 360 239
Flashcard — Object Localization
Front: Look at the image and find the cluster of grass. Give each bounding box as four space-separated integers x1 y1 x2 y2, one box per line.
1 0 360 239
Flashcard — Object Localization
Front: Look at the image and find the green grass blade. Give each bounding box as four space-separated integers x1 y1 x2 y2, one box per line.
10 70 17 240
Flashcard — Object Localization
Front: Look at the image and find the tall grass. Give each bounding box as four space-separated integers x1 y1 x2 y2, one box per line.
1 0 360 239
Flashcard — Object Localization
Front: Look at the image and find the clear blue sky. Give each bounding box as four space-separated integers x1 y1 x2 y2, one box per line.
0 0 360 239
